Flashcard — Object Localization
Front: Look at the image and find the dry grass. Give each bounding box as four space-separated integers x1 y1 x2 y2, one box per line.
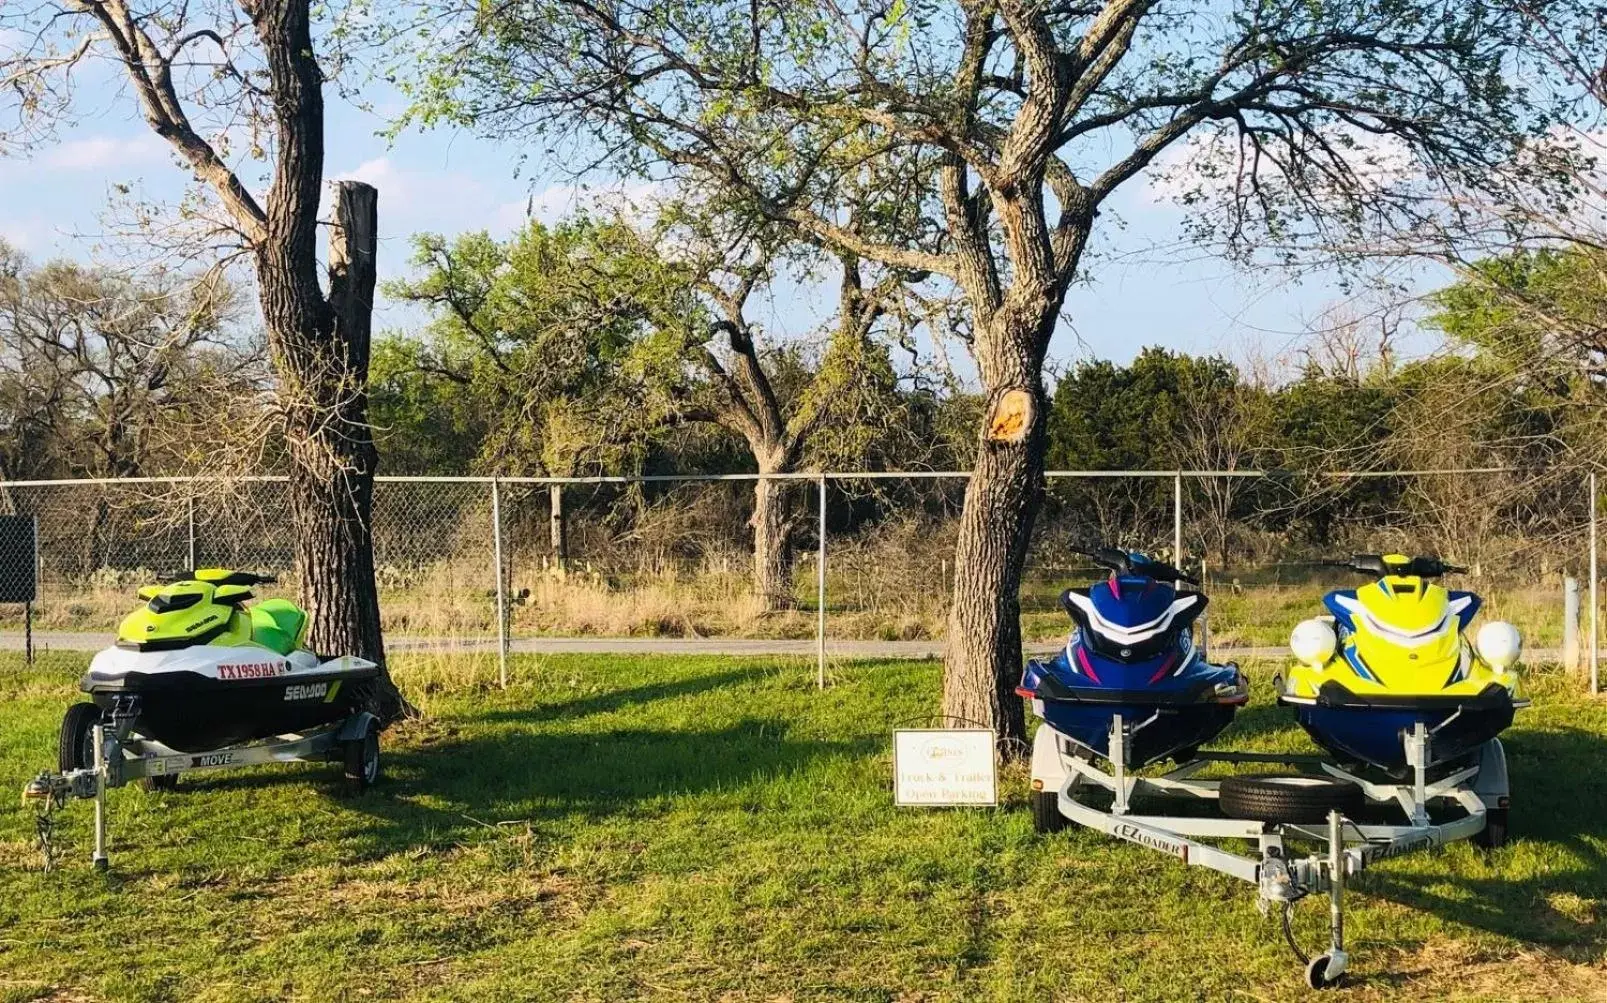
0 555 1577 652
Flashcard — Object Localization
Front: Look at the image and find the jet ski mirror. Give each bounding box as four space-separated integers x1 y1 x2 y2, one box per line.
136 585 161 601
212 584 254 604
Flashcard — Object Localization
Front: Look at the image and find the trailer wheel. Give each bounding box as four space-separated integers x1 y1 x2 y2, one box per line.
1219 775 1363 825
1472 806 1509 849
342 722 381 794
1031 789 1067 834
59 702 103 772
1306 952 1344 990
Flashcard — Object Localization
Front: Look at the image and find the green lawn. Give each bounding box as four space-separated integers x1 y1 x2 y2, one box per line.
1 652 1604 1002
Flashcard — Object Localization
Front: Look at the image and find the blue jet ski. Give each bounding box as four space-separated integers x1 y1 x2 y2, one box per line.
1018 547 1248 768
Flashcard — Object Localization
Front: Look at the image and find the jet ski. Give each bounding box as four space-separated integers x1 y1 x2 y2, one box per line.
1017 547 1248 768
79 570 381 753
1281 554 1524 776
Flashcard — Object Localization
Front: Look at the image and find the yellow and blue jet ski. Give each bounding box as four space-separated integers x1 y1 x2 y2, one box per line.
1280 554 1524 775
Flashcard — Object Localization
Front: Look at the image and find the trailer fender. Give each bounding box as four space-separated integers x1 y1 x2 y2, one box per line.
1471 738 1509 807
336 712 380 743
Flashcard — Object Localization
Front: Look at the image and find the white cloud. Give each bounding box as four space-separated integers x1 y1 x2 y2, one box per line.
41 134 168 171
0 218 45 252
522 179 669 224
1142 124 1417 205
329 158 672 244
339 156 411 198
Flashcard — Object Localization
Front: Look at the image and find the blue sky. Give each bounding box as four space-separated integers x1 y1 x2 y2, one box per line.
0 75 1441 379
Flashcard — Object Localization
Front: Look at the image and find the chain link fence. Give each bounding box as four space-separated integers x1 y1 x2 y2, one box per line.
0 469 1595 683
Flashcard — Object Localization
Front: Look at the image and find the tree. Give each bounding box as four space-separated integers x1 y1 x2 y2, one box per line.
1046 348 1269 564
385 217 700 477
388 213 915 609
3 2 408 720
395 0 1575 744
0 241 261 482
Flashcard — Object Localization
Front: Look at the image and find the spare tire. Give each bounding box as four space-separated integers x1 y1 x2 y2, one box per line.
1219 774 1364 824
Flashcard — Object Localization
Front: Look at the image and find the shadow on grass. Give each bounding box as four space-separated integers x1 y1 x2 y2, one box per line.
312 716 874 861
476 667 775 724
1354 725 1607 958
1213 699 1309 744
1138 700 1607 959
152 659 879 869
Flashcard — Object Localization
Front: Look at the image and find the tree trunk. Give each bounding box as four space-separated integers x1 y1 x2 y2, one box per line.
260 180 407 724
942 385 1044 750
751 466 796 612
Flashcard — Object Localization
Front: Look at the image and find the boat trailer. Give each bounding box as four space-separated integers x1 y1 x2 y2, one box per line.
1032 714 1511 989
23 703 380 871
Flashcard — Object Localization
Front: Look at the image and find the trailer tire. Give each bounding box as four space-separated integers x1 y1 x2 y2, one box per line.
1031 789 1067 834
1219 775 1363 825
59 702 103 772
1472 806 1508 849
342 722 381 794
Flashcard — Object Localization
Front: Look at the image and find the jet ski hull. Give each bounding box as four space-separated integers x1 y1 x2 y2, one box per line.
1040 699 1240 768
82 647 381 753
86 669 377 752
1286 683 1516 775
1024 643 1246 769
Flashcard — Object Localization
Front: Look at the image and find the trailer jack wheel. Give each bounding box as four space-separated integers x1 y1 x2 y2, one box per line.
1306 952 1347 990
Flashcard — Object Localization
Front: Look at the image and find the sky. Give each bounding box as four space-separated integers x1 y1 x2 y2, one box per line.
0 65 1444 381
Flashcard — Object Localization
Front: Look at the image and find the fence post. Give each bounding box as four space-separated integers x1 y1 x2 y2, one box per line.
1564 575 1580 674
817 474 827 691
1592 471 1599 696
549 483 568 574
186 492 196 571
1173 473 1183 567
492 478 508 689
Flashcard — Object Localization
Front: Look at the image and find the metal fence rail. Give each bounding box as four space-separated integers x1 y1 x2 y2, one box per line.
0 468 1596 693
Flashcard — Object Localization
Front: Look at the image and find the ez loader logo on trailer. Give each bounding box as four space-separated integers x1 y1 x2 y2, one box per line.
1114 822 1190 862
1360 833 1436 863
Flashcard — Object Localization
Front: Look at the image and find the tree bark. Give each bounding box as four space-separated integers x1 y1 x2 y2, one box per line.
261 178 406 723
751 465 796 612
941 382 1044 749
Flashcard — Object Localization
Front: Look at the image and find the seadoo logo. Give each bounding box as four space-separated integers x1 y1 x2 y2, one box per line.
284 683 328 701
218 661 286 680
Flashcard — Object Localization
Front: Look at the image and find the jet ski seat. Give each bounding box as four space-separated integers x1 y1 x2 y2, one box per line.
249 599 308 655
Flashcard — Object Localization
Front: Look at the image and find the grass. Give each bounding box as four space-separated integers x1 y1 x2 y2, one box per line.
0 652 1604 1002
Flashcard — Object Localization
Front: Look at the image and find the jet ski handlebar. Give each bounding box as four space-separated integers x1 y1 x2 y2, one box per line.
156 570 279 586
1327 554 1466 578
1075 546 1199 586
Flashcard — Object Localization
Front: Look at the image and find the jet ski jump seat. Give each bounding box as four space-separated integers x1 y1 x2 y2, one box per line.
249 599 308 655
